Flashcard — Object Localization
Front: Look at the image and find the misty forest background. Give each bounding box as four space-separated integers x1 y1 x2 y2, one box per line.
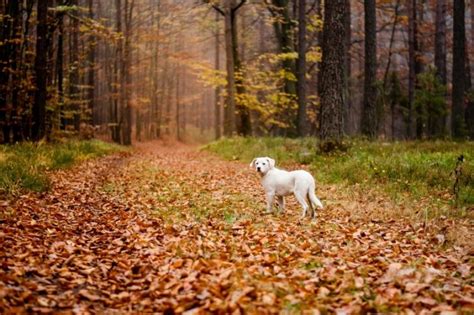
0 0 473 146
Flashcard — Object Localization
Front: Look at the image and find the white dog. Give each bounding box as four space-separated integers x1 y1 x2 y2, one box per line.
250 157 323 219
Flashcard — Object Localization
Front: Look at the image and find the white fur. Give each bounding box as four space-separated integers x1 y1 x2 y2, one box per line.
250 157 324 219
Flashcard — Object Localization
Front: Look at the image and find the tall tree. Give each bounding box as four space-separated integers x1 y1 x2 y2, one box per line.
361 0 377 138
343 0 352 135
69 0 81 132
452 0 466 137
267 0 297 135
87 0 96 125
111 0 122 143
319 0 346 147
32 0 50 141
215 10 222 139
466 0 474 138
296 0 307 136
209 0 250 136
434 0 447 136
407 0 417 138
122 0 134 145
0 0 21 143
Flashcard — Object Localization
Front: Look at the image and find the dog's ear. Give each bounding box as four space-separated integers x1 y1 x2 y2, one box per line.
249 158 257 168
266 157 275 169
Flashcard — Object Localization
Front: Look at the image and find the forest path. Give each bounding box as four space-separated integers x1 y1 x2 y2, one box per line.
1 142 472 313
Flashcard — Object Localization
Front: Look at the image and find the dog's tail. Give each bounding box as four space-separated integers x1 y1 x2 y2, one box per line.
308 185 324 209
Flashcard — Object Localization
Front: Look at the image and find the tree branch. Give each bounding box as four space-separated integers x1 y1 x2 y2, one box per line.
232 0 247 13
212 4 226 16
203 0 226 16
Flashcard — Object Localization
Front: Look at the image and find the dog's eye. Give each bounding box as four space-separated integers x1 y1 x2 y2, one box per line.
262 163 266 165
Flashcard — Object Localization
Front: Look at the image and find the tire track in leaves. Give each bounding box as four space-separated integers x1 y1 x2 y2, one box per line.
1 142 472 313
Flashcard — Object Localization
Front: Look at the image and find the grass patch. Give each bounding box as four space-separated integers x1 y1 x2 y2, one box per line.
0 140 125 196
203 137 474 211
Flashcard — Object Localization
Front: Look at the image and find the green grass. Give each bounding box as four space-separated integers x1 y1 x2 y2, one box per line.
0 140 125 196
203 137 474 209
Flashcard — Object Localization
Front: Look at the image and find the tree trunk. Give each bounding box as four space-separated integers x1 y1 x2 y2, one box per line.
343 0 351 136
382 1 401 87
465 0 474 138
296 0 308 136
0 0 21 143
415 1 425 138
176 65 182 141
434 0 447 137
361 0 377 139
56 10 65 131
215 10 222 139
69 0 80 132
407 0 416 138
269 0 297 135
231 5 251 136
32 0 49 141
10 0 22 143
87 0 96 125
223 7 237 136
122 0 134 145
210 0 248 136
452 0 466 138
319 0 346 146
111 0 122 143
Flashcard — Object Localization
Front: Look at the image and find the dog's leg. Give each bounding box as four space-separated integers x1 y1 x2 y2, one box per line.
277 196 285 213
266 193 275 213
294 192 309 219
307 194 315 219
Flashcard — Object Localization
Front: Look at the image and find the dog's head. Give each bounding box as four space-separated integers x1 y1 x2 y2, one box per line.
249 157 275 175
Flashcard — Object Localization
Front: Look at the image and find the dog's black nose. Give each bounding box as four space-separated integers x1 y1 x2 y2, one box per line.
257 167 261 171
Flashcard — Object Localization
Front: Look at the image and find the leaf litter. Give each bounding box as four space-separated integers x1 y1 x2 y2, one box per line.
0 142 472 313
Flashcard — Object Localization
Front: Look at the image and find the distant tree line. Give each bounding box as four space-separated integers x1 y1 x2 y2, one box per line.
0 0 473 145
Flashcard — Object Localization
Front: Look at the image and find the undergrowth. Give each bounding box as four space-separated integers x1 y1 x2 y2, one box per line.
204 137 474 214
0 140 125 196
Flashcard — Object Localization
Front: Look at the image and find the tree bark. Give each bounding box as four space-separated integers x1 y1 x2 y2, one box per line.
268 0 297 135
467 0 474 138
223 6 237 136
212 0 249 136
215 10 222 139
407 0 416 138
319 0 346 146
87 0 96 125
343 0 352 136
32 0 50 141
231 3 251 136
69 0 81 132
0 0 21 143
296 0 308 136
122 0 134 145
434 0 447 136
111 0 122 143
452 0 466 138
361 0 377 139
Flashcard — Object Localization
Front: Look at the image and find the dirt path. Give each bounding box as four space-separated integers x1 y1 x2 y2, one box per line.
1 142 472 313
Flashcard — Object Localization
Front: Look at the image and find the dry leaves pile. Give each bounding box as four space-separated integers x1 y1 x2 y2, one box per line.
1 142 472 313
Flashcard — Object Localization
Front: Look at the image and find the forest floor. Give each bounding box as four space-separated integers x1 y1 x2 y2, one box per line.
1 142 472 314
